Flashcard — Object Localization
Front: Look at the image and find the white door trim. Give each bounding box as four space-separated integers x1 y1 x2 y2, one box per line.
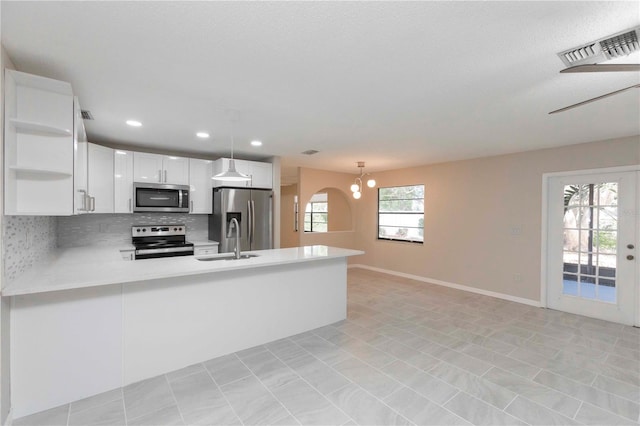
540 164 640 325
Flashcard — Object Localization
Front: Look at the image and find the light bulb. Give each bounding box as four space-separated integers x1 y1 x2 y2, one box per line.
353 191 361 199
367 179 376 188
350 183 359 193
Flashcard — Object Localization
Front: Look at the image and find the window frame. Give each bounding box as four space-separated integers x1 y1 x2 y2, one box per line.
377 184 424 244
304 197 328 233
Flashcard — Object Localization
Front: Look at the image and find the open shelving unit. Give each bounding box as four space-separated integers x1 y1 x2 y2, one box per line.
4 70 75 215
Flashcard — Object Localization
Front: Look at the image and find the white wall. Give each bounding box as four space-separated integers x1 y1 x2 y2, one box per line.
353 136 640 302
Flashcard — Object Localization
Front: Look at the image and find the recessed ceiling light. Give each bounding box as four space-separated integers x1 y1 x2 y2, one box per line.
251 140 263 147
196 132 210 138
126 120 142 127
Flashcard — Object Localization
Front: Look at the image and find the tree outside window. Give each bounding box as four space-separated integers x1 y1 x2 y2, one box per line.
304 193 328 232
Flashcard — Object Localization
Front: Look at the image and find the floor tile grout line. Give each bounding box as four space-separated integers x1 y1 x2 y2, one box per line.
232 352 302 425
121 388 128 426
67 388 126 418
573 401 584 420
163 375 186 426
202 359 246 426
282 335 415 425
531 368 640 421
262 341 360 425
311 326 482 426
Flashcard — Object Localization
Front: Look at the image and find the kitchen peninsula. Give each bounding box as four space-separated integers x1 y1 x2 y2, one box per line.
4 245 362 418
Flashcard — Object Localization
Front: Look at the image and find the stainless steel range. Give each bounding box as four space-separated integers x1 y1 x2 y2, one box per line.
131 224 194 259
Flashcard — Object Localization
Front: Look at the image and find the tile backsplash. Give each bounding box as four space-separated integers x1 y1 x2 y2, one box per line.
3 216 57 283
57 213 210 248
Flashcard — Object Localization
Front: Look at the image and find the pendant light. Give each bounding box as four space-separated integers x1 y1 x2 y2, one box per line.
350 161 376 199
212 111 250 182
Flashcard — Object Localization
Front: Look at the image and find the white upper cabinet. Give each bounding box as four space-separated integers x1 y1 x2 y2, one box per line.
188 158 213 214
133 152 163 183
73 96 89 214
114 150 134 213
133 152 189 185
212 158 272 189
87 143 114 213
4 70 74 215
163 156 189 185
248 161 273 189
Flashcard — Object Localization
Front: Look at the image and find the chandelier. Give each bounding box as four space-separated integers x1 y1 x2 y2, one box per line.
350 161 376 199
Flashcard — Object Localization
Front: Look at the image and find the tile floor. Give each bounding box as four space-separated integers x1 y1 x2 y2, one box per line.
14 268 640 426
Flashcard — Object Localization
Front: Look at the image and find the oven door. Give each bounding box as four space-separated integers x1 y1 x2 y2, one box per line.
133 183 190 212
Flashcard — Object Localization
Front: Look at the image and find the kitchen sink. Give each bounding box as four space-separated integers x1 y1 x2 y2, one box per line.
196 254 259 261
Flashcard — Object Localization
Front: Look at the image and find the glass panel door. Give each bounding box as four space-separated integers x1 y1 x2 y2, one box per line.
547 171 637 325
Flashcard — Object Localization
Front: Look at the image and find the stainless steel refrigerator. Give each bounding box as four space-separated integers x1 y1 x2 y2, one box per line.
208 188 273 253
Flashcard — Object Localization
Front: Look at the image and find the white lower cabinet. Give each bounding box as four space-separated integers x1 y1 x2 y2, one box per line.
188 158 213 214
87 143 114 213
114 150 134 213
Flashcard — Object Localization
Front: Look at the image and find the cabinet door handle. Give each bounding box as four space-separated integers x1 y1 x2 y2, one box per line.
158 170 162 182
77 190 87 212
90 196 96 212
129 198 132 212
164 170 167 183
190 200 193 213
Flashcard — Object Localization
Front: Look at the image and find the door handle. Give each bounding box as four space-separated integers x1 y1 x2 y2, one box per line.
90 196 96 212
129 198 132 212
247 200 252 245
190 200 193 213
158 170 162 182
77 190 87 212
627 255 635 260
628 244 635 249
251 200 256 245
164 170 167 183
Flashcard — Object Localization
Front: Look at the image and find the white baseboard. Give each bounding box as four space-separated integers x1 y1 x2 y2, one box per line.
349 264 541 308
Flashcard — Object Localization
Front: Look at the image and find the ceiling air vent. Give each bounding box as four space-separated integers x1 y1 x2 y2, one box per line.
600 30 639 59
301 149 319 155
557 26 640 67
81 110 94 120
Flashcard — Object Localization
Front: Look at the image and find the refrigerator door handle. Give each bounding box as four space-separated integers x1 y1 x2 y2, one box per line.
251 200 256 245
247 199 252 246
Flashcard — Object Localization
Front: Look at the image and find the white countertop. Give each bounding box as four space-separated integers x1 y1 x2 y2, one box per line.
2 245 363 296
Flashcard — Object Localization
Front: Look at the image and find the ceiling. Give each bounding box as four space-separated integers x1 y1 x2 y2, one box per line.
2 1 639 182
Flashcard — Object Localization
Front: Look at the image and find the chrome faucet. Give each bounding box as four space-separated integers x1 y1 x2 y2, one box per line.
228 218 242 259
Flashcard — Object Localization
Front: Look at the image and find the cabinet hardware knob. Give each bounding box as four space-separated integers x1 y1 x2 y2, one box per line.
627 244 635 249
627 255 635 260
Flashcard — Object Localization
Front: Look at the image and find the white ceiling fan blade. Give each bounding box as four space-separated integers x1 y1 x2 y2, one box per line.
560 64 640 73
548 84 640 114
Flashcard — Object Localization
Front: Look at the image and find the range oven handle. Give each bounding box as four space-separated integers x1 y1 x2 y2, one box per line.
135 246 194 255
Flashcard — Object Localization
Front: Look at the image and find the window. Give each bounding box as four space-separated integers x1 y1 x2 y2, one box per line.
378 185 424 243
304 193 328 232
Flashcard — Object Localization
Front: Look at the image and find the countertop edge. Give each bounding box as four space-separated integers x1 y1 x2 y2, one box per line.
2 246 364 297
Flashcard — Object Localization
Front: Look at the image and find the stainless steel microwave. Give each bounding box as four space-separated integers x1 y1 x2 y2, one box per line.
133 182 190 213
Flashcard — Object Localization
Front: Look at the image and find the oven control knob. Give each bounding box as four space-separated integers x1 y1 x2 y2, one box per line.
136 229 140 232
179 227 182 231
174 227 177 231
142 229 146 232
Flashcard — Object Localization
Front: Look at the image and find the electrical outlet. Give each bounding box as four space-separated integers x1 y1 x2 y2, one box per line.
513 273 523 283
510 226 522 236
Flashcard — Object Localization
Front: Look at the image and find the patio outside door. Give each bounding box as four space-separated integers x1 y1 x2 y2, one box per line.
546 170 638 325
